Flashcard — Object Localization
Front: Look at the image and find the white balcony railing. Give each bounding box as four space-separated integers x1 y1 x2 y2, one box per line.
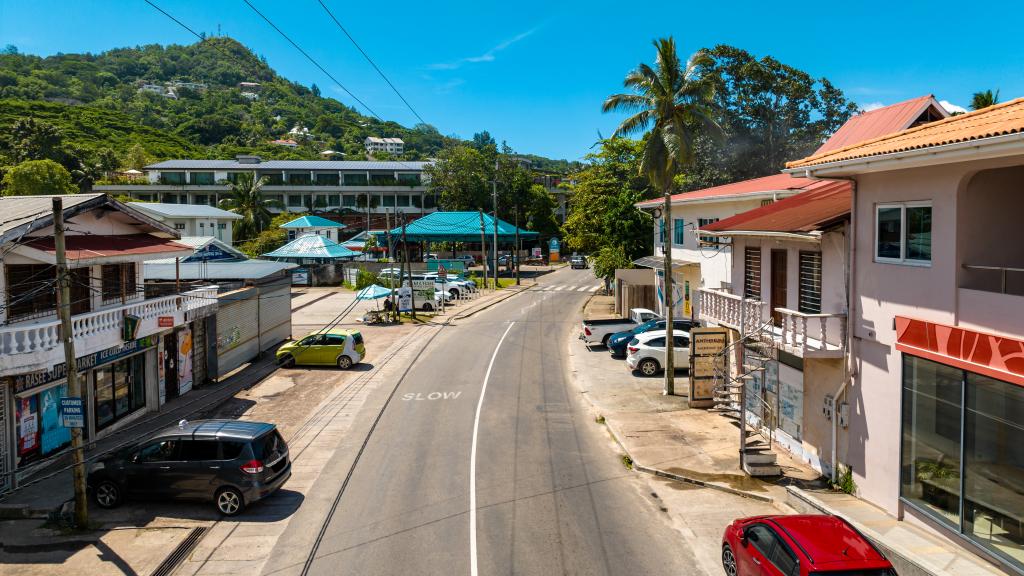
0 287 218 373
698 288 846 358
773 308 846 358
698 288 768 335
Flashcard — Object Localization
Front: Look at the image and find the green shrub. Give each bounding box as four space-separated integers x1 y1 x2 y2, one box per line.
355 269 379 290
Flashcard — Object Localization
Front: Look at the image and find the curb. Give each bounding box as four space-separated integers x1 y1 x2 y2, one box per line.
784 486 984 576
598 418 775 504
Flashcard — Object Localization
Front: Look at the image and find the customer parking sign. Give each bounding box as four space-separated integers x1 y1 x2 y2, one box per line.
59 397 84 428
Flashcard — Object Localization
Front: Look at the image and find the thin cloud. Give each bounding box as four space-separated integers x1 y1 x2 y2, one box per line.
939 100 968 114
428 27 539 70
860 101 886 112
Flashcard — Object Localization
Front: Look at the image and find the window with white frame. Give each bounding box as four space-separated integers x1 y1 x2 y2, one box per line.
876 202 932 265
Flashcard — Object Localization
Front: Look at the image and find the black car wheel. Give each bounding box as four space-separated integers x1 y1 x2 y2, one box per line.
601 334 612 347
337 355 353 369
722 545 738 576
449 289 459 299
639 358 660 376
279 354 295 368
93 479 123 509
216 487 245 516
422 303 434 312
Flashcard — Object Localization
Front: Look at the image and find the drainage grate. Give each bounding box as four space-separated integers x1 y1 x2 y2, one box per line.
151 526 208 576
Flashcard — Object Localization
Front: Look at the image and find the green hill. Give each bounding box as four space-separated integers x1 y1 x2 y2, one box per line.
0 37 557 169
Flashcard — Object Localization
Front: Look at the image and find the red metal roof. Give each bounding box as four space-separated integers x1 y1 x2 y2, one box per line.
814 95 947 155
700 180 851 234
635 173 822 208
25 234 192 260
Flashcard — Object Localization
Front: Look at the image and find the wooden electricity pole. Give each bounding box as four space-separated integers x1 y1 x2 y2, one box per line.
478 209 488 289
53 197 88 528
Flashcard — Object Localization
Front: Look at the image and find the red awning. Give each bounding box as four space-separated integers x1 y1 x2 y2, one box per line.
896 316 1024 386
700 180 851 234
24 234 192 260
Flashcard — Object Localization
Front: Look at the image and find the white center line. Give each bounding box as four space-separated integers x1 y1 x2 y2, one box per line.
470 321 516 576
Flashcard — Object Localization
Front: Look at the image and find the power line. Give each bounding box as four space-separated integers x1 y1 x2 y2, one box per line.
314 0 426 126
239 0 383 121
142 0 204 40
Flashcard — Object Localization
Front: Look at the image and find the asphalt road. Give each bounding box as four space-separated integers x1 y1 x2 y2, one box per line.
267 266 697 576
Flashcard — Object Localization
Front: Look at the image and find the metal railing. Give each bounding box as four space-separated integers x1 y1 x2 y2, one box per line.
962 264 1024 296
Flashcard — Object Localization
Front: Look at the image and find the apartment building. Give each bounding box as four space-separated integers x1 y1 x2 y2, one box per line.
364 137 404 155
786 98 1024 572
0 194 218 492
93 156 436 229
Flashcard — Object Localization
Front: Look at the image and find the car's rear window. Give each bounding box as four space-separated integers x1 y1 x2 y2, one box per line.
251 429 286 461
351 332 363 345
220 441 245 460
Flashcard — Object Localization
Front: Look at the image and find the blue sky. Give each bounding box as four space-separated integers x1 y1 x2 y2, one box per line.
3 0 1023 161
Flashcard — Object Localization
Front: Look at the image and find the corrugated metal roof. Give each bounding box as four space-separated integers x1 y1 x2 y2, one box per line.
280 215 346 229
129 202 243 219
813 95 947 155
143 259 297 280
25 234 193 260
262 233 359 259
788 97 1024 169
700 180 851 234
635 173 821 208
145 159 430 171
146 236 248 263
0 194 104 240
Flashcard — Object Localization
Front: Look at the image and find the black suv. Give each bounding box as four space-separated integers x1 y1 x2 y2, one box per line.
88 420 291 516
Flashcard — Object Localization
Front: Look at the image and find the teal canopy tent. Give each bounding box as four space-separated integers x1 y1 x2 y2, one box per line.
373 212 539 243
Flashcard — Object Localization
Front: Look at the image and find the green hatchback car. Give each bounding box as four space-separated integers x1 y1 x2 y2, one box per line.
276 328 366 369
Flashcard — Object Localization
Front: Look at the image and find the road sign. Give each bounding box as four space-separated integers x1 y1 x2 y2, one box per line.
437 264 447 280
689 328 729 409
59 397 85 428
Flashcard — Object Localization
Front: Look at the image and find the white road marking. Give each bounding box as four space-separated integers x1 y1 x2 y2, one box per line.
402 391 462 401
470 321 515 576
577 286 589 292
554 285 565 291
590 285 600 292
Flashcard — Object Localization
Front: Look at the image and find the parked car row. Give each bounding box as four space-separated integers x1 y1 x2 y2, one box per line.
377 268 479 311
580 307 700 376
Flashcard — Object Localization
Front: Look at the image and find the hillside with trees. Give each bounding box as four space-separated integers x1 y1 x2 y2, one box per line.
0 38 571 193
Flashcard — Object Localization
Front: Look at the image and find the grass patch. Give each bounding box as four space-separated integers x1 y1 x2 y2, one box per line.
595 415 606 424
398 312 436 324
829 464 857 494
621 454 634 470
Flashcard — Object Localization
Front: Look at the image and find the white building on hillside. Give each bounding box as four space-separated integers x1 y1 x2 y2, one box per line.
129 202 242 244
364 137 404 155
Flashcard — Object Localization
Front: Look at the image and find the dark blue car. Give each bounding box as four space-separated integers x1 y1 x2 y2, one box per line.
607 318 697 357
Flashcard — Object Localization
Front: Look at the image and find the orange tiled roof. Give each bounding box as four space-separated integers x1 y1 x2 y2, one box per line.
634 173 820 208
788 97 1024 169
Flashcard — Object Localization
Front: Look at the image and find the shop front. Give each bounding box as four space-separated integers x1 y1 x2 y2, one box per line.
896 317 1024 570
5 336 158 477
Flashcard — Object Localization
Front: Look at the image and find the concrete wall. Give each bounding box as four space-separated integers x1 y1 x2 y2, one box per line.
799 357 845 475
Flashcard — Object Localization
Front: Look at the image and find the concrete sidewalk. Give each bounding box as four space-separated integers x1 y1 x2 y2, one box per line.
569 294 820 505
571 293 1007 576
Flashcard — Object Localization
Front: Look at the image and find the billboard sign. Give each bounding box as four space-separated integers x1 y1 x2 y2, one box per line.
689 327 729 408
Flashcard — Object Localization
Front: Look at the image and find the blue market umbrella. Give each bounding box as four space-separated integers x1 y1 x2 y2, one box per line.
355 284 392 300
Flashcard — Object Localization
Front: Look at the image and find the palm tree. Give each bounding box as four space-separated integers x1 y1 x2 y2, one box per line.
603 37 718 396
219 172 283 241
970 89 1000 111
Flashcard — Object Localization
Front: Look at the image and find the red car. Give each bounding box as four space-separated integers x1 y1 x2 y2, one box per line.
721 515 896 576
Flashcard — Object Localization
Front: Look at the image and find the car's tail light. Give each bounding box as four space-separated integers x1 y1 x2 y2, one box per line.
628 346 638 354
240 459 264 474
584 327 591 336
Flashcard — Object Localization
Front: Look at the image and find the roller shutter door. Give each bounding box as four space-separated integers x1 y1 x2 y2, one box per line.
216 289 259 376
259 284 292 350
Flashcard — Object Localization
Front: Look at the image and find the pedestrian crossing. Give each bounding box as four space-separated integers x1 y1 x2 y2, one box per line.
535 283 603 293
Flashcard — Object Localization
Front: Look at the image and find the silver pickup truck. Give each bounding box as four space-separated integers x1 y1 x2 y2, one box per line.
579 307 660 346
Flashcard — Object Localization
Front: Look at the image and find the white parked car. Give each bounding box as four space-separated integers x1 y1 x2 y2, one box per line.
625 330 691 376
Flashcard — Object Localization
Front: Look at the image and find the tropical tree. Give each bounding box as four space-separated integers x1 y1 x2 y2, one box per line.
218 172 283 241
602 36 718 395
1 159 77 195
970 89 1000 111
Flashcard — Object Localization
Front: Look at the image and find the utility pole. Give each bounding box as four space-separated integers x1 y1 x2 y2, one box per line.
53 197 88 528
663 189 675 396
492 158 499 290
514 204 520 286
402 216 415 320
478 209 488 290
